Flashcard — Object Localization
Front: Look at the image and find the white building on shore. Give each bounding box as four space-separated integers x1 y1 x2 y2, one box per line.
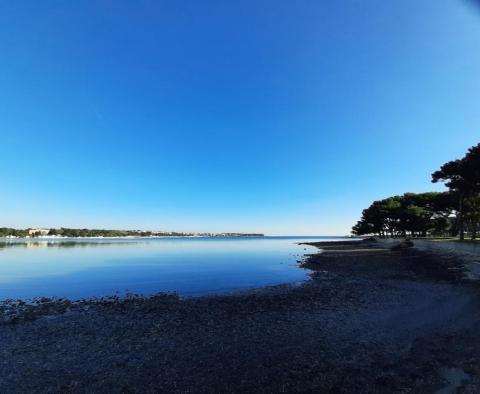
28 228 50 236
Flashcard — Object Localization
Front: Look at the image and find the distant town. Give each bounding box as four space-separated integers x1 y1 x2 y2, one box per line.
0 228 264 239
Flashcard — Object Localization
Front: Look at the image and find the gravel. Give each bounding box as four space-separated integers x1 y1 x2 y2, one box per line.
1 241 480 393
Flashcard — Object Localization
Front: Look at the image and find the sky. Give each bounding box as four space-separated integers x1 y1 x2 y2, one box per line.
0 0 479 235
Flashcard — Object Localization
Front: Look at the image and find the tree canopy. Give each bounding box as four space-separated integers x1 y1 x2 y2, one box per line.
353 143 480 240
431 143 480 240
352 192 455 237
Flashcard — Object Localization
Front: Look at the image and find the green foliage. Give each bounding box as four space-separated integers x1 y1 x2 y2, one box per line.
352 192 455 237
0 228 263 239
0 228 29 238
0 228 195 238
432 143 480 240
353 143 480 239
49 228 187 237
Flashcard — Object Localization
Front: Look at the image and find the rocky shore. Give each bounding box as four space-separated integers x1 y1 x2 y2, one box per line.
1 240 480 393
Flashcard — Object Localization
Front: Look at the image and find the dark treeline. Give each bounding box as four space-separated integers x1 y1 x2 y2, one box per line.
0 228 194 238
0 228 29 238
0 228 265 238
47 229 190 237
353 143 480 240
351 192 455 238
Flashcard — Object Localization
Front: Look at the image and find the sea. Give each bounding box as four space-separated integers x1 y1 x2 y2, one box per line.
0 236 349 300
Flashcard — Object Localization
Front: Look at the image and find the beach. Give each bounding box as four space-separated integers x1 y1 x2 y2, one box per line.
3 1 479 392
1 239 480 393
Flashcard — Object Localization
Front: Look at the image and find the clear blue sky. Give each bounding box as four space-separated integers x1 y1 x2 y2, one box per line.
1 0 479 235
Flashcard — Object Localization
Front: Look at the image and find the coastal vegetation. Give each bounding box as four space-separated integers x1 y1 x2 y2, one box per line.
0 228 192 238
0 228 264 238
47 228 188 238
353 143 480 240
0 228 30 238
351 192 455 238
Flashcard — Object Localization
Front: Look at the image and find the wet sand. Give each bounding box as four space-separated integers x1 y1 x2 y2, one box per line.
1 240 480 393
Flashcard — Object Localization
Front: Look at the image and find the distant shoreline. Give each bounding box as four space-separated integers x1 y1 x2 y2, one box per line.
0 234 349 240
0 235 265 240
0 232 265 239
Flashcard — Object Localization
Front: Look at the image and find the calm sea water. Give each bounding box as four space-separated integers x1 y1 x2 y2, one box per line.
0 236 347 300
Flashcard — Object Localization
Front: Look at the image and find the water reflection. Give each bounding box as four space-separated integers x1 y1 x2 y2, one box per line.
0 240 135 249
0 236 345 300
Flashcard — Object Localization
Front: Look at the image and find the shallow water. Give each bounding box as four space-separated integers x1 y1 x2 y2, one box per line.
0 236 346 300
436 367 470 394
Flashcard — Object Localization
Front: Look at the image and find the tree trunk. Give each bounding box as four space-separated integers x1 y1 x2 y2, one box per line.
459 194 465 241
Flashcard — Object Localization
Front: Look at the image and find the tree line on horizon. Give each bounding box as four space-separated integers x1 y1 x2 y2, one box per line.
352 143 480 240
0 227 265 238
0 228 194 238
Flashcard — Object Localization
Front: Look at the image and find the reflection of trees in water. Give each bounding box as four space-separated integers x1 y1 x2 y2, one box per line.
0 240 147 249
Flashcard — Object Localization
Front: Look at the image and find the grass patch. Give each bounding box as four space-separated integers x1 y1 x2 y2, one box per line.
415 237 480 243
